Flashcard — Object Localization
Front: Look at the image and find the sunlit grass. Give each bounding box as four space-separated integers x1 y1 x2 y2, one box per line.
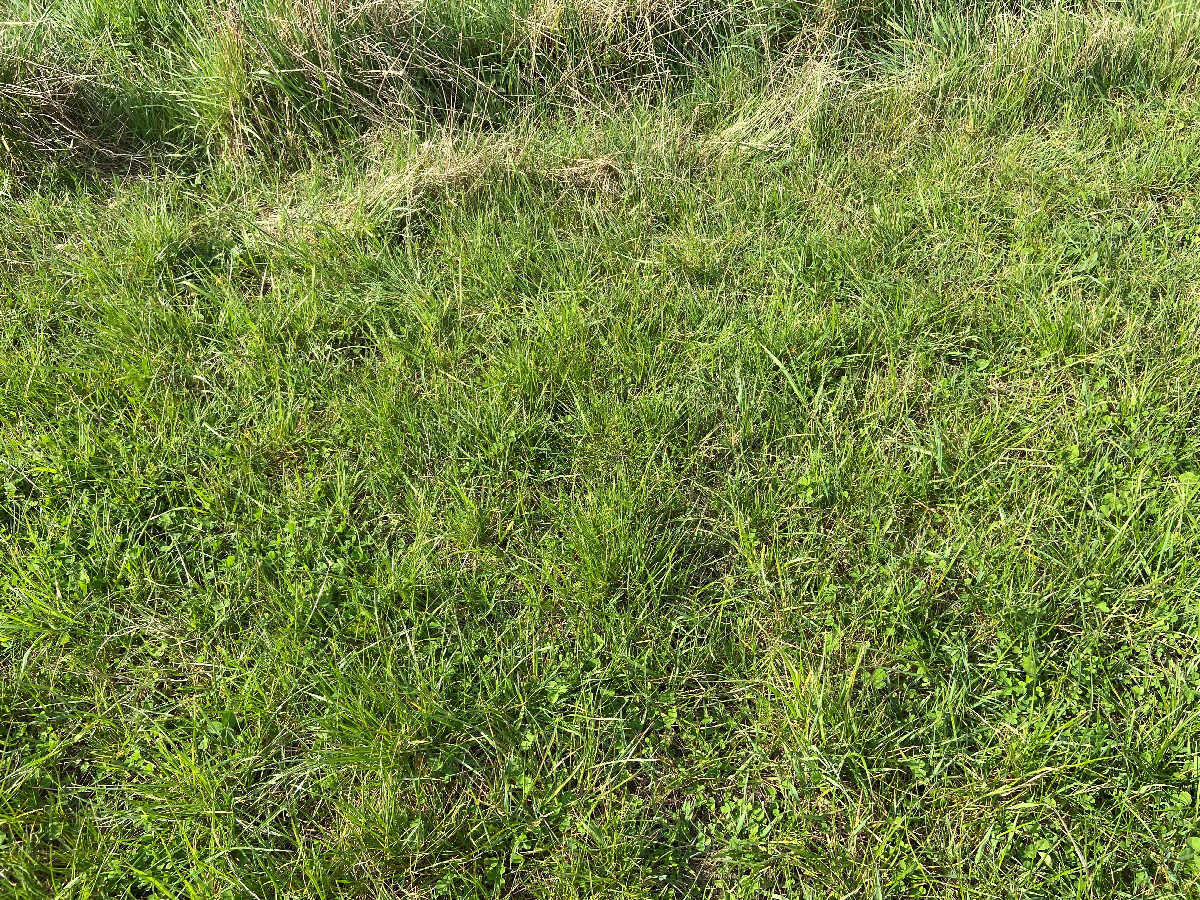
3 1 1200 897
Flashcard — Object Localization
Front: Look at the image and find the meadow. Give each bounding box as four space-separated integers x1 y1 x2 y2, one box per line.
3 0 1200 896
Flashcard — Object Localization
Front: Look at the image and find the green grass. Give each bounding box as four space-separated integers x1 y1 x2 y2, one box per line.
4 0 1200 896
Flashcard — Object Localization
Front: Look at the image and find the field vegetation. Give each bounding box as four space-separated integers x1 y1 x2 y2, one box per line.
3 0 1200 896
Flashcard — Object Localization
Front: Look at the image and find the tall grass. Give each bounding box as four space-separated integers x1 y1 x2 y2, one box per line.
13 0 1192 172
1 0 814 168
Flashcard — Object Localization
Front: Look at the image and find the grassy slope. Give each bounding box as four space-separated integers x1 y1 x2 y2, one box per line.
4 1 1200 897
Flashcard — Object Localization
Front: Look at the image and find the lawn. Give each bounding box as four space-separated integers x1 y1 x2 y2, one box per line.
3 0 1200 896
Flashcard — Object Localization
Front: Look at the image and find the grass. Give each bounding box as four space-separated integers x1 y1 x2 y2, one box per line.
3 0 1200 896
